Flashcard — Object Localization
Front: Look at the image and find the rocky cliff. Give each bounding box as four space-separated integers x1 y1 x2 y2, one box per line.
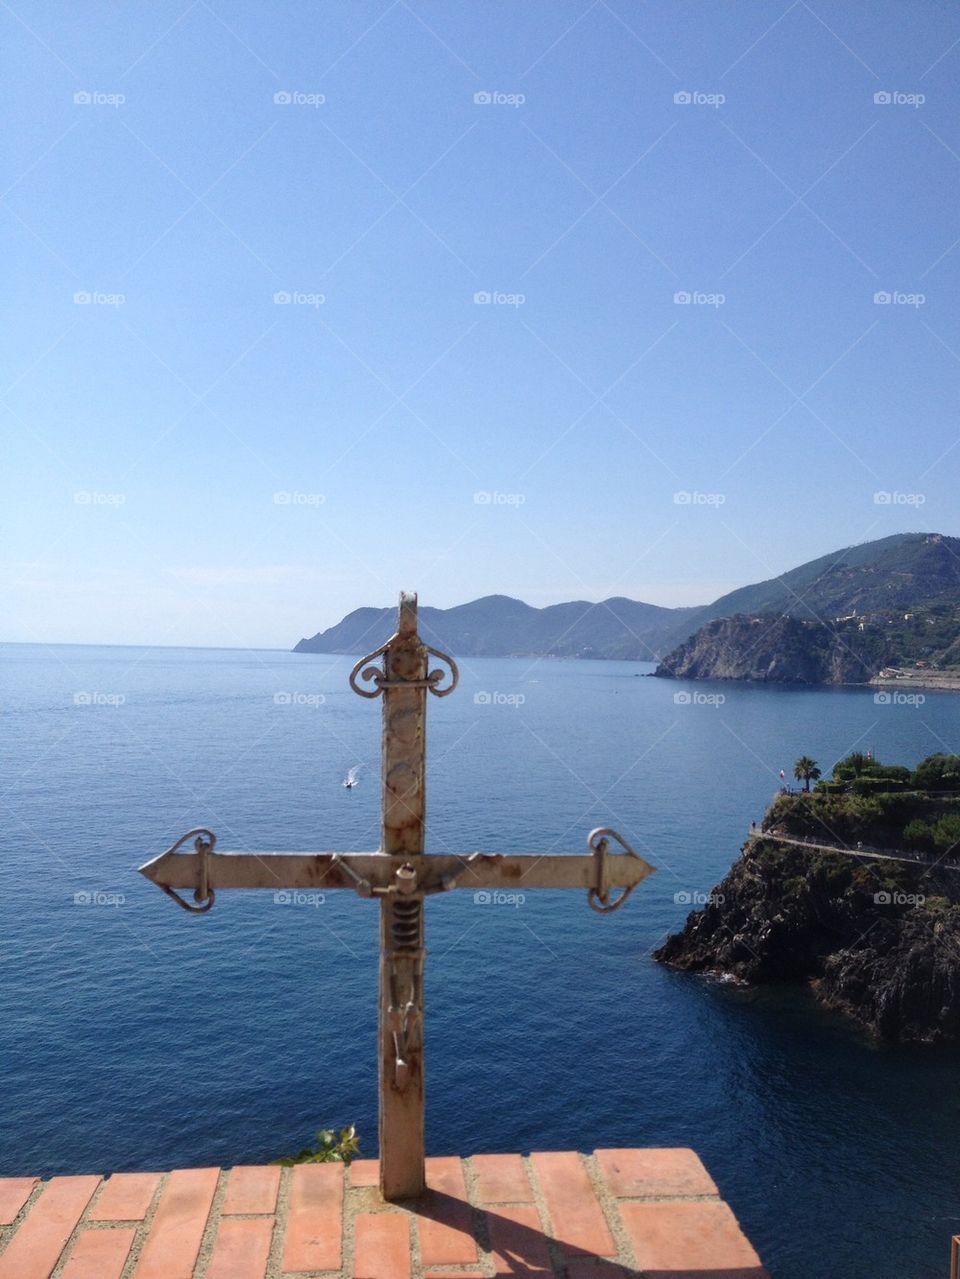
654 614 880 683
655 839 960 1043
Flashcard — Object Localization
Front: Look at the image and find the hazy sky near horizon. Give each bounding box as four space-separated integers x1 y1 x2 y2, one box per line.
4 1 960 647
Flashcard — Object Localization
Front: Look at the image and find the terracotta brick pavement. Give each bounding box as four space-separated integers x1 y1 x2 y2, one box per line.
0 1149 769 1277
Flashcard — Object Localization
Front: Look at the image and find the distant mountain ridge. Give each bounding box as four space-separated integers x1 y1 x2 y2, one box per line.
294 533 960 672
294 594 699 660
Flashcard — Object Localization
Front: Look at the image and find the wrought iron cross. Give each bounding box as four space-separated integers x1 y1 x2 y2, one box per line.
140 592 654 1201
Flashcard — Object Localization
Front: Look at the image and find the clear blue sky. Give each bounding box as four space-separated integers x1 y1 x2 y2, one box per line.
4 1 959 647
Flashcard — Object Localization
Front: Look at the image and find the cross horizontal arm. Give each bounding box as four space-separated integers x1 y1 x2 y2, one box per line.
139 847 654 897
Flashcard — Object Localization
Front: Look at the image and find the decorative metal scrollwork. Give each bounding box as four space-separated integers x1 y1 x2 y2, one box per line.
424 647 459 697
348 636 459 699
157 828 217 914
348 640 392 698
587 826 647 914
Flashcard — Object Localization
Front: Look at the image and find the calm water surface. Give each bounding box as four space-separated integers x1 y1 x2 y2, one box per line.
2 643 959 1278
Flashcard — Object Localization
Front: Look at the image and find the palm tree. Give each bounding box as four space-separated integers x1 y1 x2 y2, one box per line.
794 756 821 792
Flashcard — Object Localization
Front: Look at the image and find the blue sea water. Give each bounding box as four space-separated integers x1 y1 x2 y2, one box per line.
2 642 959 1278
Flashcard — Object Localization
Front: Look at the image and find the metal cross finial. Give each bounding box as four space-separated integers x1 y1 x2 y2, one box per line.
140 591 654 1201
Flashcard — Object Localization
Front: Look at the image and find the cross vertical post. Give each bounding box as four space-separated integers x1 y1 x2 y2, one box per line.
378 592 427 1199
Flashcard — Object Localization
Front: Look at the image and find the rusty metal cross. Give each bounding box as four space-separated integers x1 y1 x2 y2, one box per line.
140 592 655 1201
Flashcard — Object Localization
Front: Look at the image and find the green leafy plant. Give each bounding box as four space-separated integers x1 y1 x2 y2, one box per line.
274 1125 360 1167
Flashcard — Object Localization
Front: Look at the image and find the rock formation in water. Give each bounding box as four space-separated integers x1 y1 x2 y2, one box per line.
655 839 960 1042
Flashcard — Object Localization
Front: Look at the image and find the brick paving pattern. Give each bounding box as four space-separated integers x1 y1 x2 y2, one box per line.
0 1148 769 1277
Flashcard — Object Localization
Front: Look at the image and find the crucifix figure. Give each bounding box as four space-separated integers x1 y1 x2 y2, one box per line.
140 592 655 1201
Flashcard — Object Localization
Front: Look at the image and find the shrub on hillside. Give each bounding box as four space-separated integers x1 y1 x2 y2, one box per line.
933 814 960 854
902 819 935 852
914 754 960 792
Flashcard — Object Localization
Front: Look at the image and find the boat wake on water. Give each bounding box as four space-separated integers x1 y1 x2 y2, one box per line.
343 765 362 789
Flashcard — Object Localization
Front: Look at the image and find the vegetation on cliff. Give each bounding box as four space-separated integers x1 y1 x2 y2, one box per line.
769 751 960 851
693 531 960 625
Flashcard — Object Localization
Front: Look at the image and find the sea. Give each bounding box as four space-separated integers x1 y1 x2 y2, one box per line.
2 641 959 1278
